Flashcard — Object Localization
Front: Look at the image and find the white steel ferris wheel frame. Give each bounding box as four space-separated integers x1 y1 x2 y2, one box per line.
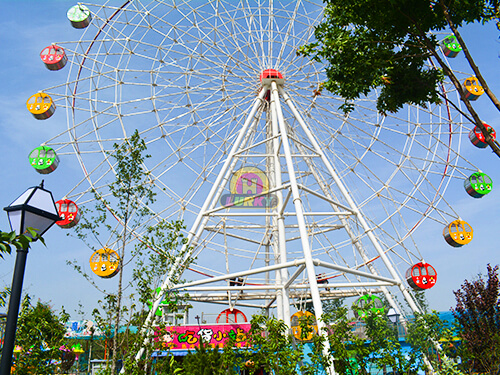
33 2 484 367
145 74 423 336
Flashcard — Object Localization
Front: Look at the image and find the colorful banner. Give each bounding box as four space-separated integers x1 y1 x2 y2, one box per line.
155 323 251 350
64 320 105 339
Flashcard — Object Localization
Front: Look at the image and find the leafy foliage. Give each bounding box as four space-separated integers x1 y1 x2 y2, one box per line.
299 0 499 114
71 129 190 373
453 263 500 374
122 305 469 375
181 342 225 375
318 301 450 375
246 315 304 375
13 296 69 375
0 229 45 254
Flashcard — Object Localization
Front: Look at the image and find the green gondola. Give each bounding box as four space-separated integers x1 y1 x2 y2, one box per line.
353 294 384 319
67 5 92 29
147 287 170 316
464 172 493 198
28 146 59 174
442 35 462 58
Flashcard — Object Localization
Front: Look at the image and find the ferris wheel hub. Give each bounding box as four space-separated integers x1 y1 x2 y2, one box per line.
260 69 284 85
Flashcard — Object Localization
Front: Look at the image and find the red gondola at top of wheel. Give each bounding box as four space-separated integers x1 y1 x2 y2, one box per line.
55 199 80 228
40 45 68 71
405 262 437 290
260 69 284 101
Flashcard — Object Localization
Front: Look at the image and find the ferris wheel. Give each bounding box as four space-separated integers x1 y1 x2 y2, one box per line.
30 0 490 327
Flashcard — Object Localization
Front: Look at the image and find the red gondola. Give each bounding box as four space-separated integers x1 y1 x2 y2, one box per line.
215 308 248 324
469 123 496 148
405 262 437 290
55 199 80 228
40 45 68 71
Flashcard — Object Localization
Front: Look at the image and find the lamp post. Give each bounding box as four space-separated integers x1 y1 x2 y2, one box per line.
387 307 401 338
0 312 7 350
0 181 59 375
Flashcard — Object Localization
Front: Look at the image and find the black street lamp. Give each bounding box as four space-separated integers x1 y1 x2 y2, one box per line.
0 181 59 375
387 307 401 338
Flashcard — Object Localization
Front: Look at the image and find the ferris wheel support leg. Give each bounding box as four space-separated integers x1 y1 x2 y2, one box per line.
282 118 405 317
269 88 291 326
271 82 336 375
129 90 267 369
278 87 421 316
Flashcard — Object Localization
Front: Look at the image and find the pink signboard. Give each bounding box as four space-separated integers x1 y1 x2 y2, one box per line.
155 323 251 350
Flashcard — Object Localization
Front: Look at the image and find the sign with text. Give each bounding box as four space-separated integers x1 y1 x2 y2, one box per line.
220 167 278 209
155 323 251 350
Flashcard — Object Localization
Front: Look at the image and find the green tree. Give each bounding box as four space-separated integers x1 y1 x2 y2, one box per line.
405 311 466 375
246 315 304 375
452 264 500 374
119 219 189 375
299 0 500 156
73 129 155 374
319 302 443 375
13 296 69 375
71 130 189 374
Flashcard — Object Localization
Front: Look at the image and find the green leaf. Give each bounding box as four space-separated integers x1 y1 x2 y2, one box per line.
26 227 39 238
0 243 10 255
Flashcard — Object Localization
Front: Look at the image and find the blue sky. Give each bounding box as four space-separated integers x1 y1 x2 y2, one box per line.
0 1 500 320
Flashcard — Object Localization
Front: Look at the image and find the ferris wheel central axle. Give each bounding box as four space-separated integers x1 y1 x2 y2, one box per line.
260 69 284 100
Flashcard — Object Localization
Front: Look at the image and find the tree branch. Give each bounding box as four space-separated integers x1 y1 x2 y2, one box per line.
404 9 500 158
439 0 500 114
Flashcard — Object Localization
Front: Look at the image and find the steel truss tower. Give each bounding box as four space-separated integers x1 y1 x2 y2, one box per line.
145 71 422 334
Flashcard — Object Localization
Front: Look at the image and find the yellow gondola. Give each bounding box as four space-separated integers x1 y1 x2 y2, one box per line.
26 93 55 120
89 248 120 278
443 219 473 247
290 311 318 341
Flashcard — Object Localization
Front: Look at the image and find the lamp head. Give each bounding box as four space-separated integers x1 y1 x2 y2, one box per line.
387 308 400 324
3 181 60 239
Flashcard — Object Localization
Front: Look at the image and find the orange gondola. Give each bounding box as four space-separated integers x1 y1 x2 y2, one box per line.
290 311 318 341
26 93 55 120
463 76 484 101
